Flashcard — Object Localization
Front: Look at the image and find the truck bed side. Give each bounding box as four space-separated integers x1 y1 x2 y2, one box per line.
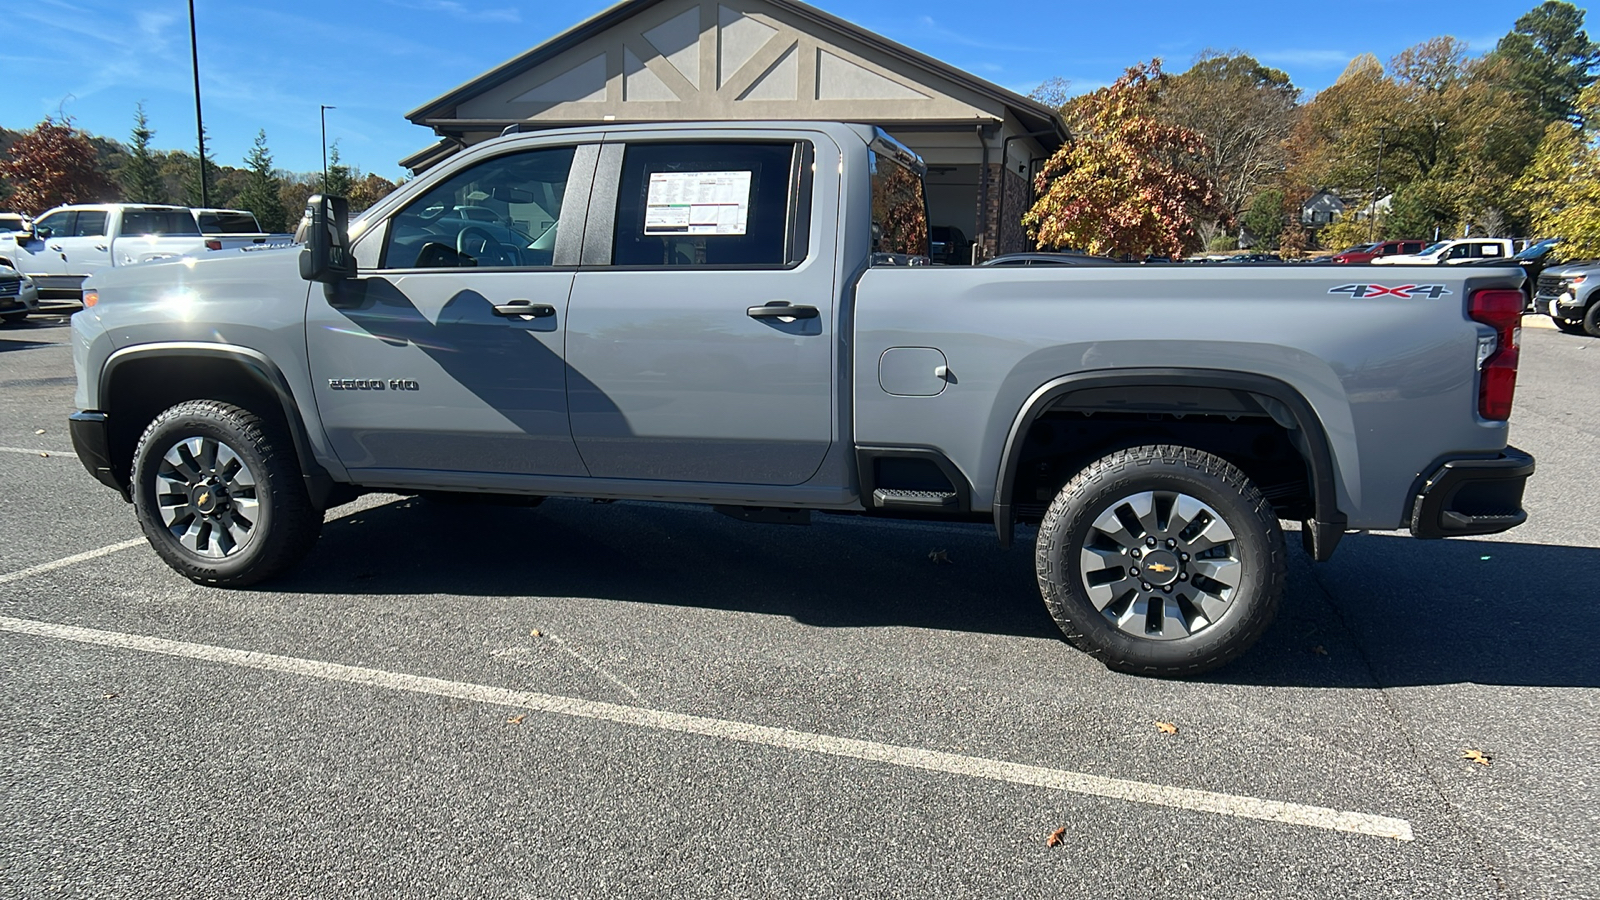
852 264 1523 531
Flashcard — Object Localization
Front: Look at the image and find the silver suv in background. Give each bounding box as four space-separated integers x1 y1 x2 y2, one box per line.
1534 262 1600 336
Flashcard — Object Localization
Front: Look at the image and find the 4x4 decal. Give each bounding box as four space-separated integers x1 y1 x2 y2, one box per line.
1329 283 1453 299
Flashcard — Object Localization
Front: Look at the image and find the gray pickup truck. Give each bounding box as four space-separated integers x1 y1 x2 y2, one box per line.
67 122 1534 676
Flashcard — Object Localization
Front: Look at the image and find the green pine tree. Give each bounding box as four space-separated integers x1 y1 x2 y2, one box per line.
182 125 223 208
322 141 354 198
235 130 289 232
121 102 166 204
1492 1 1600 125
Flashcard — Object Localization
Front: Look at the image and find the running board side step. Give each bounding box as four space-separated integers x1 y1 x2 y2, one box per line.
872 488 958 510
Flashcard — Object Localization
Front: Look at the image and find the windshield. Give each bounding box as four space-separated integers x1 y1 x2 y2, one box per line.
1515 239 1557 260
1418 241 1449 256
1339 244 1377 254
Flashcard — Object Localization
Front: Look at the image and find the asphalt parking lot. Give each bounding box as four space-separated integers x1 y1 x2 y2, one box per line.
2 307 1597 899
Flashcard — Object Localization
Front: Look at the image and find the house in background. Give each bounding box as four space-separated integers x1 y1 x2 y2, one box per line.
401 0 1067 261
1300 190 1346 227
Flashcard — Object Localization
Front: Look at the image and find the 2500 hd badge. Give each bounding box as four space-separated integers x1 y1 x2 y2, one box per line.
328 378 420 391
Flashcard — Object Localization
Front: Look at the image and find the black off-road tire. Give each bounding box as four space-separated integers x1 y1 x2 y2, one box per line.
1035 445 1286 677
1584 302 1600 338
132 400 323 587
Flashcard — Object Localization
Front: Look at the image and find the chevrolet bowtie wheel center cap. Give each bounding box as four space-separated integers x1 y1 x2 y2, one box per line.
1139 549 1181 586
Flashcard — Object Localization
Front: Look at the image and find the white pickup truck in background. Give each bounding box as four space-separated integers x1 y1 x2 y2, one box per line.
1372 237 1516 265
0 204 293 298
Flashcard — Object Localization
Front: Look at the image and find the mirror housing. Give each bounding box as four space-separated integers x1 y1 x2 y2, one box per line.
298 194 356 283
32 226 51 241
490 186 535 204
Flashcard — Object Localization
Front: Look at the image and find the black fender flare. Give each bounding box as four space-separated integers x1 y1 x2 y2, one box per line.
100 342 342 507
992 368 1347 558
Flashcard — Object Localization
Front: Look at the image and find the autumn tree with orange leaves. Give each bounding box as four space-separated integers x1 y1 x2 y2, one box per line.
1025 60 1222 258
0 118 115 216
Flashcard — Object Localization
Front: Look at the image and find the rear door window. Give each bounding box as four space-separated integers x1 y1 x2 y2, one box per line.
120 210 200 236
72 210 108 237
610 141 809 268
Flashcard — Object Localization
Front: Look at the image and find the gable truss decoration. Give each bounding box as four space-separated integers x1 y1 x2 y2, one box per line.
441 0 992 128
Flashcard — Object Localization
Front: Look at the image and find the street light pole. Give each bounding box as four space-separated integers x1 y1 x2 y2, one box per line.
320 105 336 192
1368 126 1386 243
188 0 208 208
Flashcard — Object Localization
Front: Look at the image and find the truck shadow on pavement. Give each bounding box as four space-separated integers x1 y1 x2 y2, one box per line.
275 498 1600 689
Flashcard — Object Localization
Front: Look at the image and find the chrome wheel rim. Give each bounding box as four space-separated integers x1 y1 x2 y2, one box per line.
154 436 260 559
1077 491 1241 641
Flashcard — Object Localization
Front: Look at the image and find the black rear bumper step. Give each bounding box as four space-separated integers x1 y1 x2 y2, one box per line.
1410 446 1534 539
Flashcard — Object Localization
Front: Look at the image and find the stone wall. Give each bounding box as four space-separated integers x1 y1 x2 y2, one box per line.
973 163 1034 259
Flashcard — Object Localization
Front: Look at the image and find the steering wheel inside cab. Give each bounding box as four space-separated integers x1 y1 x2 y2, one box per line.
455 224 517 267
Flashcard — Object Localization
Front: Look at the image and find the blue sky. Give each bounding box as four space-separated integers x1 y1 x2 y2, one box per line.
2 0 1548 179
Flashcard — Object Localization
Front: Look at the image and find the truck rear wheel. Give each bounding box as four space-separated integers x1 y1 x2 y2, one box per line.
1035 445 1285 677
131 400 323 587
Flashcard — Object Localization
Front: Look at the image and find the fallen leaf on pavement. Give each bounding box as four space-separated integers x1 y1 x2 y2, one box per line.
1461 749 1492 766
1155 721 1178 735
103 693 118 699
39 452 48 458
1311 645 1328 656
530 629 543 638
507 714 526 725
35 429 46 435
928 549 951 564
1046 827 1066 847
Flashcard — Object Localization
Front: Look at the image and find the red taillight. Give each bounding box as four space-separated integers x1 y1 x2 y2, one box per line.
1470 289 1523 421
204 238 222 251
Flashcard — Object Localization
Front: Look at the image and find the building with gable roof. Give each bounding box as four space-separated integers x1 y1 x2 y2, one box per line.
402 0 1067 260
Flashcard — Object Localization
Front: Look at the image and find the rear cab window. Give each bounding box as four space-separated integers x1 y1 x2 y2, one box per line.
197 211 262 234
867 134 929 266
610 141 811 268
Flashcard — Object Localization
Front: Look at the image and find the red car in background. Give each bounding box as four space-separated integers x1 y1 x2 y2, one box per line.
1331 239 1429 263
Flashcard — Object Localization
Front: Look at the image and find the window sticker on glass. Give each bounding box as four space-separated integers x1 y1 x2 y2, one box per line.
644 171 752 235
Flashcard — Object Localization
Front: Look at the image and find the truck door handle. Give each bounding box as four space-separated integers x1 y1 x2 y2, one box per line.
95 244 107 251
747 302 818 320
492 299 556 318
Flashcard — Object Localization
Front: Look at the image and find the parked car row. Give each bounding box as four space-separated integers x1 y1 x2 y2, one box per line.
0 203 293 301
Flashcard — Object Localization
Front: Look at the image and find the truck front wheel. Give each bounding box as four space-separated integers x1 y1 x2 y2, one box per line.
131 400 323 587
1035 445 1286 677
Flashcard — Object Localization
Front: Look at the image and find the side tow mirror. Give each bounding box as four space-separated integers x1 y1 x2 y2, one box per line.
32 226 51 241
298 194 356 283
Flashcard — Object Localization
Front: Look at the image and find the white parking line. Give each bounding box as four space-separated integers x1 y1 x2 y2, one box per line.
0 539 146 586
0 614 1413 842
0 446 78 458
